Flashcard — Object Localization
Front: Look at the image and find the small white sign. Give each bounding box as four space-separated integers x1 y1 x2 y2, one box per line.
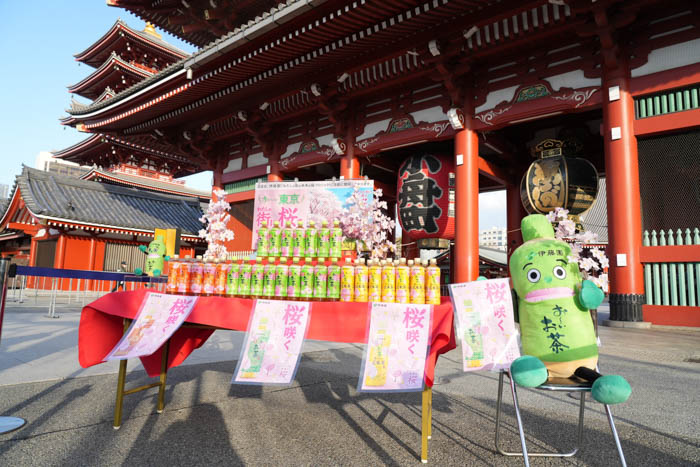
616 253 627 267
611 127 622 140
456 154 464 166
608 85 620 101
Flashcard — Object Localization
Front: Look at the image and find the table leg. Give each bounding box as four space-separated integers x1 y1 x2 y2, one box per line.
421 386 432 463
157 339 170 413
113 319 130 430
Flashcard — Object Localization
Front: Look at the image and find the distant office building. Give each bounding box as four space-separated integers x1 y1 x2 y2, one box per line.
35 151 90 178
480 227 507 250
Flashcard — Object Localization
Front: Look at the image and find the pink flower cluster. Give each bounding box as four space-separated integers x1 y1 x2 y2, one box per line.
547 207 609 291
199 188 235 261
338 187 396 260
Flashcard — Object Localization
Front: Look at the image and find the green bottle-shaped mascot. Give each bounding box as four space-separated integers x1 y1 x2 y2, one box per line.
135 234 169 276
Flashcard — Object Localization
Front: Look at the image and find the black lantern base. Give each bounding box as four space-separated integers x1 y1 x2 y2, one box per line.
609 294 645 322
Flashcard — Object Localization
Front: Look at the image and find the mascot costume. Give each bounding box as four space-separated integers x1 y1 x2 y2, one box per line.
509 214 631 405
135 235 169 277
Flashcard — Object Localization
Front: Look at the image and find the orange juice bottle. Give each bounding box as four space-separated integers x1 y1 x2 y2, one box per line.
165 254 180 294
426 258 441 305
177 256 192 295
395 257 410 304
190 256 204 295
354 258 369 302
203 259 217 296
368 259 382 302
215 260 230 296
381 259 396 303
340 257 355 302
409 259 425 304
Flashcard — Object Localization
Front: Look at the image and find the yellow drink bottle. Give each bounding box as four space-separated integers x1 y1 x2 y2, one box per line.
365 330 391 387
367 259 382 302
354 258 369 302
426 258 441 305
396 257 410 304
381 260 396 303
340 257 355 302
409 259 425 304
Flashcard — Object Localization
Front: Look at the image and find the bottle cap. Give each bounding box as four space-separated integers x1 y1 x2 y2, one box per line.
317 257 325 262
333 219 340 226
196 255 203 260
261 220 267 227
171 255 179 259
322 220 328 226
279 257 287 262
185 255 192 259
273 220 280 226
309 220 315 226
430 258 437 265
408 259 414 266
400 257 407 264
256 257 263 263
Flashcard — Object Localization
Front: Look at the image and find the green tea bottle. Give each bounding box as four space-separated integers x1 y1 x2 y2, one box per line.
318 220 331 257
275 257 289 299
288 257 302 300
256 220 269 257
300 258 315 301
330 219 343 258
226 261 240 296
293 221 305 258
262 257 277 298
305 220 318 258
250 257 265 298
281 221 293 257
313 257 328 301
268 220 281 257
327 258 341 301
238 260 253 298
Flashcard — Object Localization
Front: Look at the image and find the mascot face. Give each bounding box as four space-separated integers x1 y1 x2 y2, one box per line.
147 237 166 256
510 235 581 304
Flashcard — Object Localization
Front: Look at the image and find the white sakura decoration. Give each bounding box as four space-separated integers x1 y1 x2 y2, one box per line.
199 188 235 261
338 187 396 260
546 207 609 291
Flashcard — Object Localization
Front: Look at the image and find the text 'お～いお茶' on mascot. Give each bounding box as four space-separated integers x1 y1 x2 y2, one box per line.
508 214 631 405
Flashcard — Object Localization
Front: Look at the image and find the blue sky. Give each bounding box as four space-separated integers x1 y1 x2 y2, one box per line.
0 2 505 228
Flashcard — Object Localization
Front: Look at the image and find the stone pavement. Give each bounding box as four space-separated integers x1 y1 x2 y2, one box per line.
0 298 699 466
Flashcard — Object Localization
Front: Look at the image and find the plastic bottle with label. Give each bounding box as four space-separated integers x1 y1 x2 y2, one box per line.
305 220 318 258
262 257 277 299
226 261 239 296
280 221 293 257
368 259 382 302
330 219 343 258
268 220 281 257
203 260 217 296
395 257 410 304
327 258 341 301
313 258 328 301
237 260 252 298
409 259 425 305
340 257 355 302
190 256 204 295
318 220 331 257
426 258 441 305
215 260 230 296
300 258 315 301
250 257 265 298
275 257 288 299
165 254 180 294
293 222 306 258
354 258 369 302
256 220 269 257
288 257 302 300
381 259 396 303
177 256 192 295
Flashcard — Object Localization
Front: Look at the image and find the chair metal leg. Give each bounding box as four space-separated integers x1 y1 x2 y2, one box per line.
421 386 432 463
495 371 584 461
604 404 627 467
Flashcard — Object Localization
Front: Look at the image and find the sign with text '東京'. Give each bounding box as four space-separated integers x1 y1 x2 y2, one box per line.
251 179 373 249
232 299 311 385
105 293 198 361
359 302 433 392
449 278 520 372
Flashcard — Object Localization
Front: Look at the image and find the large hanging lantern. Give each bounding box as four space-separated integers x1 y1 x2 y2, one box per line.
397 153 455 239
521 139 598 215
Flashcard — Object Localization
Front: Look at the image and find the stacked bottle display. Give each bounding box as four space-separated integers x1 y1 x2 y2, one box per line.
166 255 441 303
255 219 343 260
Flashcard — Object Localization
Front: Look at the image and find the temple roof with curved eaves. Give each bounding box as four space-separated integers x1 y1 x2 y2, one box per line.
67 52 155 100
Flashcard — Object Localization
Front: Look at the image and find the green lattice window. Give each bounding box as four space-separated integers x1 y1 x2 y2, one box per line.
224 176 267 194
635 85 700 119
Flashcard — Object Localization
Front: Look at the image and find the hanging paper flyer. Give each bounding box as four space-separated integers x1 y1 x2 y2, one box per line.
359 302 433 392
449 278 520 372
105 293 198 360
232 299 311 385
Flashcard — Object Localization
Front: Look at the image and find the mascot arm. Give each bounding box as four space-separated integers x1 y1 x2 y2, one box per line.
577 279 605 310
138 245 147 253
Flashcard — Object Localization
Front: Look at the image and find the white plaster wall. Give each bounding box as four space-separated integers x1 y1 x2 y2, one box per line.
317 133 335 148
410 106 445 124
356 118 392 140
545 69 600 91
475 85 519 114
631 38 700 77
247 152 268 167
222 157 242 173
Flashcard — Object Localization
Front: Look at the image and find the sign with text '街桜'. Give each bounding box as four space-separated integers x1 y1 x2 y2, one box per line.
449 278 520 372
232 299 311 385
359 302 433 392
251 179 373 249
105 293 198 360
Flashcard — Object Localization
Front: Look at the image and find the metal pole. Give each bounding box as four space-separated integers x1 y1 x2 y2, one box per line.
19 275 25 303
0 257 27 434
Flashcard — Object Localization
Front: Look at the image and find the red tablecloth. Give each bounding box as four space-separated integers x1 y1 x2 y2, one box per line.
79 290 456 387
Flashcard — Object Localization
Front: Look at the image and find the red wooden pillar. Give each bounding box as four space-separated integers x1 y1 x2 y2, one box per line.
602 61 645 321
506 182 526 261
454 102 479 282
55 234 66 269
268 151 283 182
340 129 360 180
28 237 38 267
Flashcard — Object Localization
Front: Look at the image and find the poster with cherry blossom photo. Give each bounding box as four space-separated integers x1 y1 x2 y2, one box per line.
449 279 520 372
232 299 312 385
105 293 198 361
358 302 433 393
251 179 374 249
